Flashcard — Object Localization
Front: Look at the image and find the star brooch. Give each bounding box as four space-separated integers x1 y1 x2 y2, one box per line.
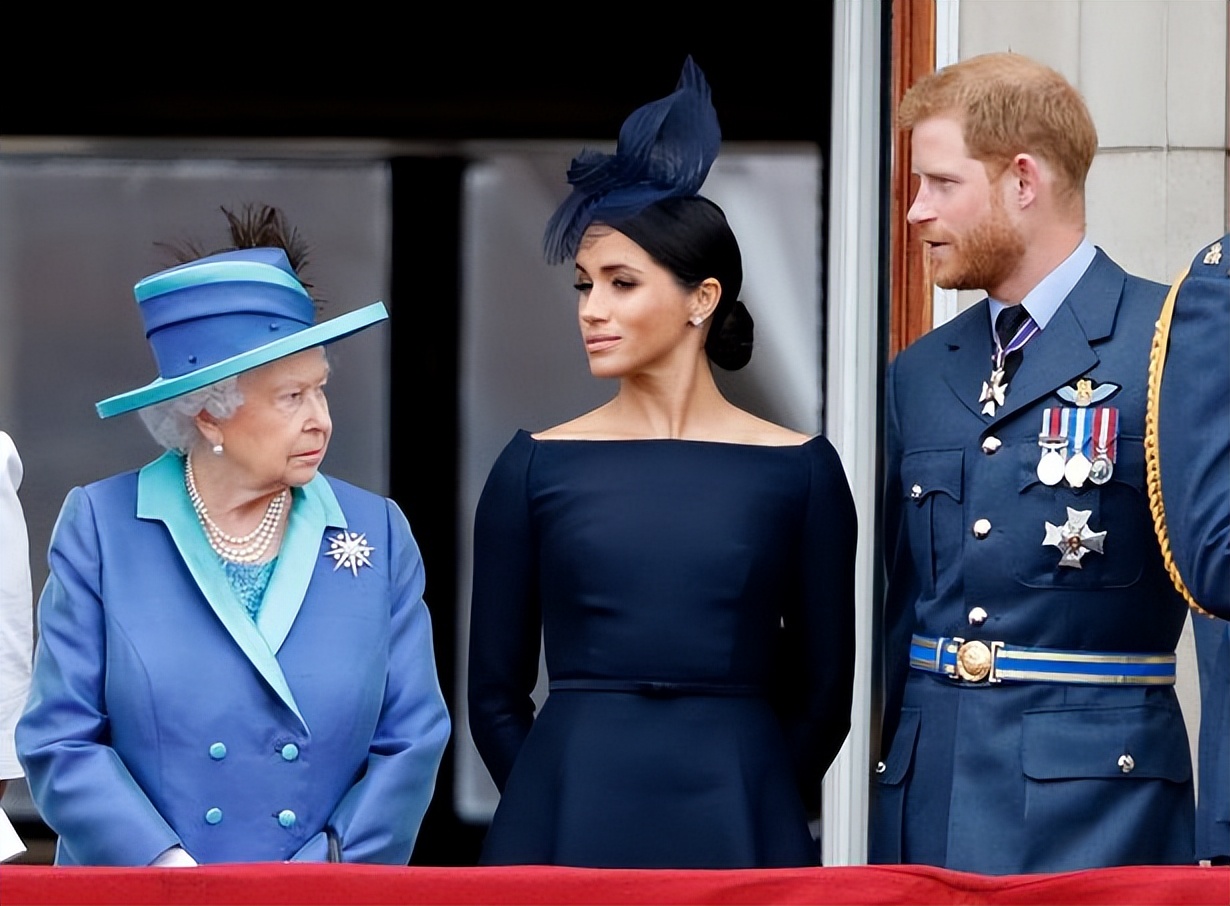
1042 507 1107 569
324 530 375 577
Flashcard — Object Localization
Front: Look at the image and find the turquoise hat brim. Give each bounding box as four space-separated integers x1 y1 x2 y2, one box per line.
96 302 389 419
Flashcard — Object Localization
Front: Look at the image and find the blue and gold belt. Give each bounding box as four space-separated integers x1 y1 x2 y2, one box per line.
909 634 1176 685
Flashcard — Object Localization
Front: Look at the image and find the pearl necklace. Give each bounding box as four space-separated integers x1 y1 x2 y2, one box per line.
184 455 288 564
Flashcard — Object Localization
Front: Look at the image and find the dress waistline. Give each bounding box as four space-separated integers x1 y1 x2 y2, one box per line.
548 678 764 697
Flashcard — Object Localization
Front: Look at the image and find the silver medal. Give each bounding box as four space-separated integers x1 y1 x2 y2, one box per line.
1064 451 1092 488
1088 453 1114 485
1087 407 1118 487
1036 435 1067 486
1037 449 1067 486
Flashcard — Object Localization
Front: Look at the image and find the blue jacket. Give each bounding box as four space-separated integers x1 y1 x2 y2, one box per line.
871 248 1195 873
1153 234 1230 861
17 452 451 865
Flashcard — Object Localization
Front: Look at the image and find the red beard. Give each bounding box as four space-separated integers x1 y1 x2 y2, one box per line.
928 199 1026 293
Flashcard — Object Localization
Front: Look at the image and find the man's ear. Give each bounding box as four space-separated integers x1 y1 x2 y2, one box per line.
1010 153 1044 210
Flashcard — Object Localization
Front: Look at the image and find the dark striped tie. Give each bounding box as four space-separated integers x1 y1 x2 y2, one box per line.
995 304 1031 386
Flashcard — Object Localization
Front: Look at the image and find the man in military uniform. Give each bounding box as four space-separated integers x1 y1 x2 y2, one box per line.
870 52 1195 873
1147 233 1230 865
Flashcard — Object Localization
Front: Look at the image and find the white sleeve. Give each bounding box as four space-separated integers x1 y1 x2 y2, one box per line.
150 845 198 867
0 432 33 781
0 805 26 862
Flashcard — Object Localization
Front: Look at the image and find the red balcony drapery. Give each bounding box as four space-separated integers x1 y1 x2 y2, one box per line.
3 862 1227 906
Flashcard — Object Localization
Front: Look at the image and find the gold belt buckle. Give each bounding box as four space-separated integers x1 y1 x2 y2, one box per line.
955 639 994 682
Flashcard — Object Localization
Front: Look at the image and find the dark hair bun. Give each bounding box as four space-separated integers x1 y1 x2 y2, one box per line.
706 299 754 371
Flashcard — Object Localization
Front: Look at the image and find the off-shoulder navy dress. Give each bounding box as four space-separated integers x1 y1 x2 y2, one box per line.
467 430 857 867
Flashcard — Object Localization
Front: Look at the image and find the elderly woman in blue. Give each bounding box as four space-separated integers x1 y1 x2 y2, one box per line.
16 223 450 866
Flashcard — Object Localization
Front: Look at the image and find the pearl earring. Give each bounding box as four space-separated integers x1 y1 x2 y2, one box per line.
690 316 704 327
212 443 224 456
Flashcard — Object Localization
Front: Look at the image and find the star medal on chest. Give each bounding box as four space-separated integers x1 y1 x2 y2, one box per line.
324 530 375 577
1043 506 1107 568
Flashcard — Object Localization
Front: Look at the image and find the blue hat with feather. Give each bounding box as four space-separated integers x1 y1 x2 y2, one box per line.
542 56 721 264
96 246 387 419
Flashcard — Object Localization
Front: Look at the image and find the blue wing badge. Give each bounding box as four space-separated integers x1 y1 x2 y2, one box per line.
1056 378 1119 407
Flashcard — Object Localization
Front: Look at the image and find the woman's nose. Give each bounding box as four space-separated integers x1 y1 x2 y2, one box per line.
306 390 331 430
580 291 607 322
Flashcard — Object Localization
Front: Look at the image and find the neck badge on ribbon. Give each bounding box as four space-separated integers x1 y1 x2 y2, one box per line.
980 313 1039 417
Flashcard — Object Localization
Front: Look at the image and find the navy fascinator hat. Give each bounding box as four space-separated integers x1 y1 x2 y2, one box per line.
542 56 721 265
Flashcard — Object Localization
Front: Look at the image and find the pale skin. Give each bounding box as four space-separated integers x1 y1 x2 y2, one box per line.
906 113 1087 304
535 225 807 446
187 346 333 558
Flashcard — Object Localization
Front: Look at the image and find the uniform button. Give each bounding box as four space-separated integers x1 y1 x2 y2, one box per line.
910 484 922 499
205 808 223 825
982 436 1002 454
278 809 297 828
968 607 988 626
875 761 886 774
209 742 227 760
280 743 300 762
972 518 992 538
1118 754 1135 774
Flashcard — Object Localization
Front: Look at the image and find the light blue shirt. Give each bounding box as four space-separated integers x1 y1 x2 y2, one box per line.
988 238 1097 332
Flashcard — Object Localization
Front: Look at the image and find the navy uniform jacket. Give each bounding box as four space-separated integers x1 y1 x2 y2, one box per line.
1150 234 1230 862
871 248 1195 873
17 452 451 865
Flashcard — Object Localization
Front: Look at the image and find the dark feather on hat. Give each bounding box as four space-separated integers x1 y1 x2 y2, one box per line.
155 202 323 311
220 203 312 280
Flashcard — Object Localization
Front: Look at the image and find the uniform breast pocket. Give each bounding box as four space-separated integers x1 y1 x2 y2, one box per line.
901 449 963 598
1013 438 1149 589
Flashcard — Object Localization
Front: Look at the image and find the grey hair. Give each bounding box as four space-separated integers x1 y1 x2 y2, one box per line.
137 377 245 453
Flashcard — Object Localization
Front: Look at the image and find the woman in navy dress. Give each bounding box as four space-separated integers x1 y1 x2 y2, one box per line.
467 58 858 868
